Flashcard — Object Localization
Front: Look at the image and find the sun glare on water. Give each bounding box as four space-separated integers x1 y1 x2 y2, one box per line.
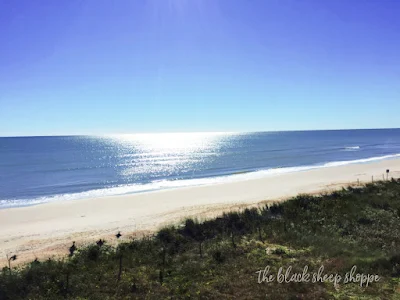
109 132 234 153
102 132 237 177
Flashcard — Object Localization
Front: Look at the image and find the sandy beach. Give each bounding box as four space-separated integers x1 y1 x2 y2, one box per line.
1 158 399 266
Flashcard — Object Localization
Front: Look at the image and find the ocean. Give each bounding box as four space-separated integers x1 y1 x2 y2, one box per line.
1 129 399 208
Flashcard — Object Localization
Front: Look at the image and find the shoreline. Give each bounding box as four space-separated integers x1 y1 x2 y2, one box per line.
1 158 400 266
2 152 400 210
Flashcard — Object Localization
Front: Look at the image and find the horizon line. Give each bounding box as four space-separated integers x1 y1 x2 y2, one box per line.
1 127 399 138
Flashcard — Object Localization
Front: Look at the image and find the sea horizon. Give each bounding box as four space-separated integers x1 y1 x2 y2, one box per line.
2 127 400 138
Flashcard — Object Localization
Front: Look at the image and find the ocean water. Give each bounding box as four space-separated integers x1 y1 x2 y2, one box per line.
0 129 400 208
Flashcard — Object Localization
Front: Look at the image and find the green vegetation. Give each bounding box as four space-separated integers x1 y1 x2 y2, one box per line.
2 180 400 299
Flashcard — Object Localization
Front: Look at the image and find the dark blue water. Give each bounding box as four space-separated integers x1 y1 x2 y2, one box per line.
1 129 399 208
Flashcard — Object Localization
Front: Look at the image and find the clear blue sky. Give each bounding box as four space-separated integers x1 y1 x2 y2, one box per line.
1 0 399 136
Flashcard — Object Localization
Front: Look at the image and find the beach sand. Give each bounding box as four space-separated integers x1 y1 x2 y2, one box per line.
1 159 400 266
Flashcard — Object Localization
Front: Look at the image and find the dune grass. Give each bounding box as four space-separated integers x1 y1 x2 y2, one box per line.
1 180 400 299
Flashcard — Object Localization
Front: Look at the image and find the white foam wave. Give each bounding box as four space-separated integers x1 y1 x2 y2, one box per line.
2 153 399 209
344 146 360 151
323 153 400 167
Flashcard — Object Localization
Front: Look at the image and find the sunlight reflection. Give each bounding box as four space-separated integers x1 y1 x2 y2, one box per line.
106 132 237 178
110 132 234 152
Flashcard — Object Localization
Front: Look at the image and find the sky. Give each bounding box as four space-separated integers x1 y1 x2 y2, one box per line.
0 0 399 136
